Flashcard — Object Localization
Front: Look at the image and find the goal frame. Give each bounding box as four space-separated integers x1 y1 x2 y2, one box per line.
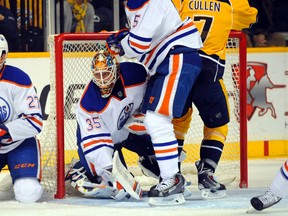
231 31 248 189
51 31 247 199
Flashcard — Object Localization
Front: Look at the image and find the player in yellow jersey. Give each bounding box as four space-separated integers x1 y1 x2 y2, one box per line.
171 0 257 198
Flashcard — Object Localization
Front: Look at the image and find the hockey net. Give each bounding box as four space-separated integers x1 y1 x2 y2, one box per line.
40 31 247 198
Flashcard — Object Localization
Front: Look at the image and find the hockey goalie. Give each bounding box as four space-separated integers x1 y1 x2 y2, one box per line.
64 50 157 200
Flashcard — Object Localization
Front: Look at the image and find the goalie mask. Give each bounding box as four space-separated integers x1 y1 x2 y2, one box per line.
0 34 8 67
91 51 119 98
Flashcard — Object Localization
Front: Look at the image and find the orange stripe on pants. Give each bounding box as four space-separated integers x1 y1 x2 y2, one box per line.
158 54 180 116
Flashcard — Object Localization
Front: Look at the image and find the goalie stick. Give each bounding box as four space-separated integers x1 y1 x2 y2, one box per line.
112 151 143 200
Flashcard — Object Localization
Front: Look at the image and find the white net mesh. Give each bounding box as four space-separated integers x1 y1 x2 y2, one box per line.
41 34 245 196
181 37 242 185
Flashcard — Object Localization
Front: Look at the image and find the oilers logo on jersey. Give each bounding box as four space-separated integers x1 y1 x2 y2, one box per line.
0 97 10 122
117 103 134 130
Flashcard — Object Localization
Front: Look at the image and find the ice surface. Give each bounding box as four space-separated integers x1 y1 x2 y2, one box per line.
1 158 287 216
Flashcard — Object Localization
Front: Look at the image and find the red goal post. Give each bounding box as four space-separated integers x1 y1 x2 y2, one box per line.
229 30 248 189
41 31 247 199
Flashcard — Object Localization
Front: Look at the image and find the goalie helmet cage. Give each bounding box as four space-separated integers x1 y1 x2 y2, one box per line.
42 31 247 199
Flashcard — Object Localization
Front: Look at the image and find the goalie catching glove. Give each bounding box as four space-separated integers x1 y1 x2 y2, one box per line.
106 28 129 56
65 159 114 198
124 113 146 135
65 156 142 200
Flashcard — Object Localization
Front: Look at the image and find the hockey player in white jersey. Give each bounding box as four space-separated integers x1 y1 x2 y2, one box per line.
65 50 157 200
0 34 43 203
248 159 288 212
106 0 203 206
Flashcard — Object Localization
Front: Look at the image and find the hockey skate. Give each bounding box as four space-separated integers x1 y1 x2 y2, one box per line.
249 190 282 212
65 159 114 198
195 160 226 199
138 155 192 198
148 173 186 206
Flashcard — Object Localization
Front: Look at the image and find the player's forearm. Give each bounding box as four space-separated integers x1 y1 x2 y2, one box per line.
5 115 42 141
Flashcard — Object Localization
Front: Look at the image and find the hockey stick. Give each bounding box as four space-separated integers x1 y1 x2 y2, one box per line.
218 175 237 185
112 151 143 200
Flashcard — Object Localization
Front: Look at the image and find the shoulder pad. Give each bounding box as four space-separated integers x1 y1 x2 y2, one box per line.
2 65 32 87
80 81 109 113
119 62 147 87
126 0 150 10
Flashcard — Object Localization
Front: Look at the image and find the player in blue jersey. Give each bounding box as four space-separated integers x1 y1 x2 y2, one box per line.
65 50 157 200
106 0 203 206
0 34 43 203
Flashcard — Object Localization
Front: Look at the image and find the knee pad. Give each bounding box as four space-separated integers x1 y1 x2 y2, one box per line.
172 108 192 140
144 111 174 137
14 178 43 203
203 124 228 143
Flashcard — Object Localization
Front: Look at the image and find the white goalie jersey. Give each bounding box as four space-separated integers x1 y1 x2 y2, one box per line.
0 65 43 154
76 62 147 175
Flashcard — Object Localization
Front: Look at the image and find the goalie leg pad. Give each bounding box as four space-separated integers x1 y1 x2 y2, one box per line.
111 180 139 201
112 151 143 200
14 177 43 203
138 155 160 179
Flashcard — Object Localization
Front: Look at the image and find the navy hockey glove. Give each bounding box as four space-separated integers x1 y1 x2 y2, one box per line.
106 28 129 56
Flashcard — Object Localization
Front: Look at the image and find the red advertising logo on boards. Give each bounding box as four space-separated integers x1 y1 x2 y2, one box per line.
246 62 285 120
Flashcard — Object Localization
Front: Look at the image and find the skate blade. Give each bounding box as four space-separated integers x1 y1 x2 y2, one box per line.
149 194 185 207
183 187 192 198
201 189 227 199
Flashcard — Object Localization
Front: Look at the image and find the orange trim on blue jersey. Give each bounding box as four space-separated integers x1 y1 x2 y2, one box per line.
125 0 150 12
0 65 5 79
0 79 33 88
79 99 112 115
78 83 101 114
149 96 154 104
80 75 129 114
